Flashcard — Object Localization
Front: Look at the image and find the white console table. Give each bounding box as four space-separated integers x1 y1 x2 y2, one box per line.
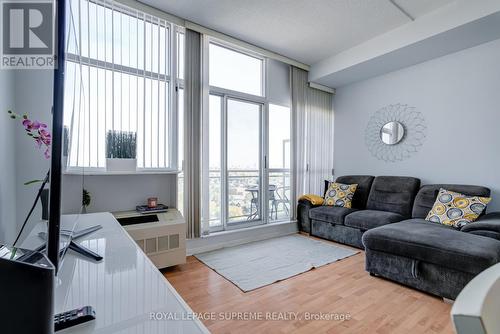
22 212 208 334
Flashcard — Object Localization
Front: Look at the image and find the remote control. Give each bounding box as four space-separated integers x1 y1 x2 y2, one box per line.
54 306 95 332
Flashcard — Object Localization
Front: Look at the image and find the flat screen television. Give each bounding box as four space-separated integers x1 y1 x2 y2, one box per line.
47 0 67 272
44 0 101 272
0 0 72 272
1 0 99 273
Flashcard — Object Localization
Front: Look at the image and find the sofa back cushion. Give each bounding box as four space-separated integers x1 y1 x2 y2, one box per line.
366 176 421 217
412 184 491 219
334 175 375 209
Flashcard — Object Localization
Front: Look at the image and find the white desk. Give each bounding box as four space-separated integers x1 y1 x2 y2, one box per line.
22 212 208 334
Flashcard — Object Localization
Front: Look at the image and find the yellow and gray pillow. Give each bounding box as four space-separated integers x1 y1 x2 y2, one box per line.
324 182 358 208
426 188 491 228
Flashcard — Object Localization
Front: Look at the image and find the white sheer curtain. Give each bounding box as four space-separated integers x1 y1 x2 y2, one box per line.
292 67 334 212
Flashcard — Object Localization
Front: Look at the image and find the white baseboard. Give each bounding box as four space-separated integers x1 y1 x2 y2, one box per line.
187 221 299 255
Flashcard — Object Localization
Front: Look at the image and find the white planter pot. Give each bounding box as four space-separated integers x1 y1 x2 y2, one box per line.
106 158 137 172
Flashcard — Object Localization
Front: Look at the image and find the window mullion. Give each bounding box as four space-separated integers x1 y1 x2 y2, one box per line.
221 96 228 231
66 55 169 80
156 17 160 169
76 0 82 167
95 0 100 167
149 16 153 168
142 12 146 168
170 24 177 170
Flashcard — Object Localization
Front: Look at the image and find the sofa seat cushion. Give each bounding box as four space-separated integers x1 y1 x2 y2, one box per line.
362 220 500 275
309 206 358 225
344 210 405 231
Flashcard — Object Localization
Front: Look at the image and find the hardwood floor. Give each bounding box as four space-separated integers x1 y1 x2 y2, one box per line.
163 236 454 334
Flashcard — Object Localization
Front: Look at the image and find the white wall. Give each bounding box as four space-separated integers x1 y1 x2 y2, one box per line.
13 70 53 230
61 174 176 214
333 38 500 211
0 69 17 244
268 59 291 107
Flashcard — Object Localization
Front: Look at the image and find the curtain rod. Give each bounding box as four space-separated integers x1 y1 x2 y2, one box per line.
309 82 336 95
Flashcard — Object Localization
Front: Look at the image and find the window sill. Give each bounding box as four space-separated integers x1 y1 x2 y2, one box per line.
206 220 297 237
63 170 181 176
187 220 298 255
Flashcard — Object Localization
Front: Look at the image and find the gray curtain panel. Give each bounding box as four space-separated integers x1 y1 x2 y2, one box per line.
291 67 335 212
306 86 334 195
184 29 202 239
291 67 308 219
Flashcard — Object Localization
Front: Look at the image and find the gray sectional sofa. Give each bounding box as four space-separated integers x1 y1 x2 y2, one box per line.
297 175 500 299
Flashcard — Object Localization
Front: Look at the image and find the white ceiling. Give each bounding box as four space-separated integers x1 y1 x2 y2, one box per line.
139 0 456 65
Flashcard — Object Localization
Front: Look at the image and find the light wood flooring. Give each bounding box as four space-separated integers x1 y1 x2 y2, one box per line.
163 235 454 334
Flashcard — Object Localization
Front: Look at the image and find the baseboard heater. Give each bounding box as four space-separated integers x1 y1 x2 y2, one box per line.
112 210 186 269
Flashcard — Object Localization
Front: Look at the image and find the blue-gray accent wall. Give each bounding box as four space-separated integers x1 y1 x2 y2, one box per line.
333 38 500 211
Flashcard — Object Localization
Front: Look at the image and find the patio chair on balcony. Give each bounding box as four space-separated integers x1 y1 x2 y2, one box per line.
246 184 279 220
272 186 290 220
269 184 278 219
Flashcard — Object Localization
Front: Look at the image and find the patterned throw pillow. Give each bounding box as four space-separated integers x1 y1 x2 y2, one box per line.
324 182 358 208
425 188 491 228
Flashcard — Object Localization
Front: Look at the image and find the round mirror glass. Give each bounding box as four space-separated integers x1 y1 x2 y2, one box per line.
380 121 405 145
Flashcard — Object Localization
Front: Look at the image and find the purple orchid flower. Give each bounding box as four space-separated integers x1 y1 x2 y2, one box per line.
8 110 52 159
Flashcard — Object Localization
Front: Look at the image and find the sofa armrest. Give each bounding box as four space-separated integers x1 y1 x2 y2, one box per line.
461 212 500 234
297 199 321 233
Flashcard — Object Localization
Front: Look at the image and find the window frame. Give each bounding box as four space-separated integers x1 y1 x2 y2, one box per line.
201 36 294 233
64 0 182 174
207 39 267 101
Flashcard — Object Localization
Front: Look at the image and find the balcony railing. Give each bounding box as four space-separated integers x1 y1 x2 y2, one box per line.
179 169 291 228
212 169 291 226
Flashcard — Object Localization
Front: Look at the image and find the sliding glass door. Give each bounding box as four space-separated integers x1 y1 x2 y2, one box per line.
227 99 262 226
201 39 292 233
202 96 293 231
203 96 263 231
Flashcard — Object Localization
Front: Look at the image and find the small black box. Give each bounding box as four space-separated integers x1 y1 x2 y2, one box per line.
0 246 55 334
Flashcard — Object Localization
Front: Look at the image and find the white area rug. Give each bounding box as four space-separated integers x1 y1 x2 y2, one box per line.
195 234 359 292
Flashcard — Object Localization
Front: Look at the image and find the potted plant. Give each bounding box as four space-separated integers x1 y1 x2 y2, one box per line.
82 189 91 214
106 130 137 172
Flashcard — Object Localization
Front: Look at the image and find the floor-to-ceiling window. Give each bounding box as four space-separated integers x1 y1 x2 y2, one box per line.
202 40 291 232
268 103 291 222
63 0 183 172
